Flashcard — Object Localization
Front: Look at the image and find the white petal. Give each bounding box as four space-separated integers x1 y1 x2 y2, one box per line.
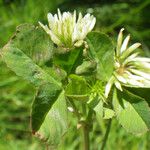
121 43 141 60
114 80 123 91
47 13 53 21
116 28 124 57
73 10 76 25
126 78 144 87
49 31 62 45
138 62 150 70
62 12 69 20
132 57 150 62
124 72 150 87
39 22 50 34
77 12 82 23
118 77 127 84
57 9 62 20
89 17 96 31
129 69 150 80
84 13 91 20
125 70 147 81
114 73 127 84
54 14 59 22
105 76 115 98
129 61 150 71
72 25 78 42
120 35 130 53
47 13 54 27
122 52 139 65
40 11 96 47
140 79 150 87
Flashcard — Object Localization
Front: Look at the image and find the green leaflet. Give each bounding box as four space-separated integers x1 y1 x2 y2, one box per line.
75 60 97 75
9 24 53 64
103 108 115 119
53 47 83 74
33 91 68 147
113 89 150 134
0 23 69 144
1 46 61 88
94 100 115 120
43 66 67 82
1 46 62 132
31 84 62 132
65 74 90 101
86 32 114 81
126 87 150 106
88 94 100 109
94 100 103 119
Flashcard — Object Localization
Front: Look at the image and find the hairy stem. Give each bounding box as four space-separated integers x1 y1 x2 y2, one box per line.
101 119 112 150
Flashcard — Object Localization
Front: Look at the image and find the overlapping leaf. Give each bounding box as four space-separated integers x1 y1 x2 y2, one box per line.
9 24 53 64
113 89 150 134
0 24 63 133
65 74 90 101
34 91 68 147
53 47 83 74
86 32 114 81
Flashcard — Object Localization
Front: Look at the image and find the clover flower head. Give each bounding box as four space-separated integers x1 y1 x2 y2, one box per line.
39 9 96 48
105 28 150 98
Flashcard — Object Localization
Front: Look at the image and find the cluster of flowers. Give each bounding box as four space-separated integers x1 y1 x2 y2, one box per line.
40 9 150 98
39 9 96 48
105 29 150 97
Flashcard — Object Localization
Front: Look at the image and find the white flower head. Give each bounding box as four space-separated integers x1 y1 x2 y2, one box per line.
39 9 96 48
105 28 150 98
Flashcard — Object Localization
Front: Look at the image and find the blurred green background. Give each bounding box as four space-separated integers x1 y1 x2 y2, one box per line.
0 0 150 149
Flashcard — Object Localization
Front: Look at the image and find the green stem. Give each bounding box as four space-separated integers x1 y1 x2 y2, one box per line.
101 119 112 150
68 100 92 150
82 123 90 150
81 106 93 150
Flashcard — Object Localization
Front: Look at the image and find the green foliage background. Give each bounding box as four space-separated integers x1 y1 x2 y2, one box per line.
0 0 149 149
